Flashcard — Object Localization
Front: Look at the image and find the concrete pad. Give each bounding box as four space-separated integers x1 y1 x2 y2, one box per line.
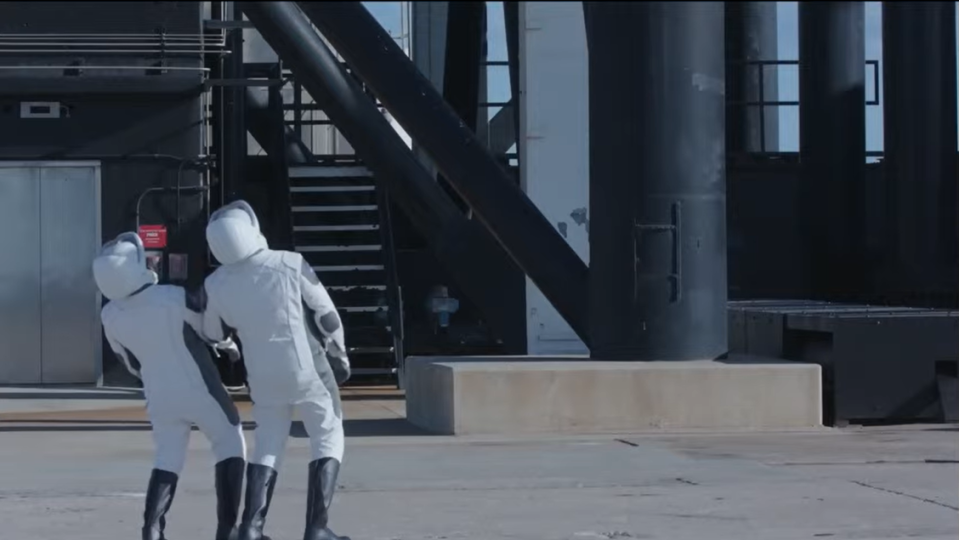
406 355 822 435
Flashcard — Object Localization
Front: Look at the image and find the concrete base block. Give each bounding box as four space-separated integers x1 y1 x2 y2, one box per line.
405 356 822 435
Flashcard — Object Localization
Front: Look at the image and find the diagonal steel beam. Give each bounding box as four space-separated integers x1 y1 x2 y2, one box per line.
296 1 590 346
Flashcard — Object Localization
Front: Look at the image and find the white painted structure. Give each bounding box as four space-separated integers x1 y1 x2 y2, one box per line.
518 1 590 355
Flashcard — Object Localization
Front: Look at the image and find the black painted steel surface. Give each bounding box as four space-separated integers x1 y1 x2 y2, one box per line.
585 2 728 361
725 1 779 154
798 2 867 300
881 1 959 295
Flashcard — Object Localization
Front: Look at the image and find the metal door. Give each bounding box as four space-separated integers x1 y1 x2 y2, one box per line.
0 167 42 384
39 164 102 384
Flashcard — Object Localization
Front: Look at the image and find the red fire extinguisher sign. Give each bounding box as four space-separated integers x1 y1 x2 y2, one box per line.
138 225 168 249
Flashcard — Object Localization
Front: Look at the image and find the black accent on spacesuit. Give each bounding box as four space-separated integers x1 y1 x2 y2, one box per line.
319 312 341 335
186 286 208 313
183 323 241 426
302 301 324 347
142 468 178 540
238 463 279 540
302 302 349 385
304 458 351 540
215 456 246 540
122 346 143 373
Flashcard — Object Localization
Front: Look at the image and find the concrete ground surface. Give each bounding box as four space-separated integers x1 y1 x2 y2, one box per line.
0 386 956 540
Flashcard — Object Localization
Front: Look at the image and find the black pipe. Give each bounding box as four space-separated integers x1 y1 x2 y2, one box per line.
296 1 590 346
725 1 779 154
881 1 958 295
443 1 485 133
798 2 866 300
439 1 486 213
237 1 528 353
585 2 728 361
222 4 247 202
245 86 312 164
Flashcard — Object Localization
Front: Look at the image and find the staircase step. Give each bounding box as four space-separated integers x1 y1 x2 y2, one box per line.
292 205 378 213
294 211 379 227
290 185 376 193
328 285 387 308
303 249 385 267
294 228 381 246
289 165 372 178
313 266 387 287
294 224 379 232
297 245 382 252
346 325 394 345
290 189 377 207
339 308 390 328
289 175 375 188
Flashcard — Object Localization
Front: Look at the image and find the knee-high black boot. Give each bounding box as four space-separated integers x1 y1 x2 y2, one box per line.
237 464 278 540
215 457 246 540
303 458 351 540
143 469 179 540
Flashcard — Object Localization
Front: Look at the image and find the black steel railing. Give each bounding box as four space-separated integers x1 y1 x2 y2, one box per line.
728 59 881 153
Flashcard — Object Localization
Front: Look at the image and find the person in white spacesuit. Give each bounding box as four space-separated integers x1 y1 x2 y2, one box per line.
201 200 351 540
92 232 248 540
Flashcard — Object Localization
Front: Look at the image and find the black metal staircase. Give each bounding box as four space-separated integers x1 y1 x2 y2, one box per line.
249 61 404 385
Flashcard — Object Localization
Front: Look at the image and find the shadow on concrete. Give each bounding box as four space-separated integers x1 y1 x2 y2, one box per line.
0 419 258 433
0 418 433 437
341 393 405 402
0 387 144 400
296 418 434 438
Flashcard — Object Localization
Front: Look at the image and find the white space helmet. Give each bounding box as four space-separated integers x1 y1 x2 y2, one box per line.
206 200 269 265
92 232 159 301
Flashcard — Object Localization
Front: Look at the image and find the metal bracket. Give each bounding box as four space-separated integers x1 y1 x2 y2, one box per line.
633 201 683 303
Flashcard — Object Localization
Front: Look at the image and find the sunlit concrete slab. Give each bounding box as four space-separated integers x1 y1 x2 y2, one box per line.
405 355 822 435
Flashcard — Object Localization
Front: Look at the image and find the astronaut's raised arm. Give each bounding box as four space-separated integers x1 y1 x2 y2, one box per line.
103 321 142 379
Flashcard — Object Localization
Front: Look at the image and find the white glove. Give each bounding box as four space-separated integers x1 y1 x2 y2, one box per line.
213 340 241 363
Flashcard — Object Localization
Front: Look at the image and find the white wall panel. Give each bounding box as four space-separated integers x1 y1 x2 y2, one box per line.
518 1 589 355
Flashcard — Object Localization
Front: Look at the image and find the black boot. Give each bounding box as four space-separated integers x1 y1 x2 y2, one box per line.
237 464 278 540
303 458 351 540
215 457 246 540
142 469 178 540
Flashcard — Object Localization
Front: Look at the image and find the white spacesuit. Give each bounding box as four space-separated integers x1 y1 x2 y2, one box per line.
93 232 247 540
201 200 351 540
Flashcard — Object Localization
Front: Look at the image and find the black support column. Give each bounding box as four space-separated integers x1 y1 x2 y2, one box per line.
881 2 958 296
245 87 311 164
798 2 866 300
238 1 527 352
222 4 247 203
585 2 728 361
297 1 590 346
725 1 779 154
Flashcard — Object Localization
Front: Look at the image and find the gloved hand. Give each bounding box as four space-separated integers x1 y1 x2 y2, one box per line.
327 352 351 385
213 340 242 363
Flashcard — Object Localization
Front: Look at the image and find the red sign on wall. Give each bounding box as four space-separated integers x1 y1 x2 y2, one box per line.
138 225 168 249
